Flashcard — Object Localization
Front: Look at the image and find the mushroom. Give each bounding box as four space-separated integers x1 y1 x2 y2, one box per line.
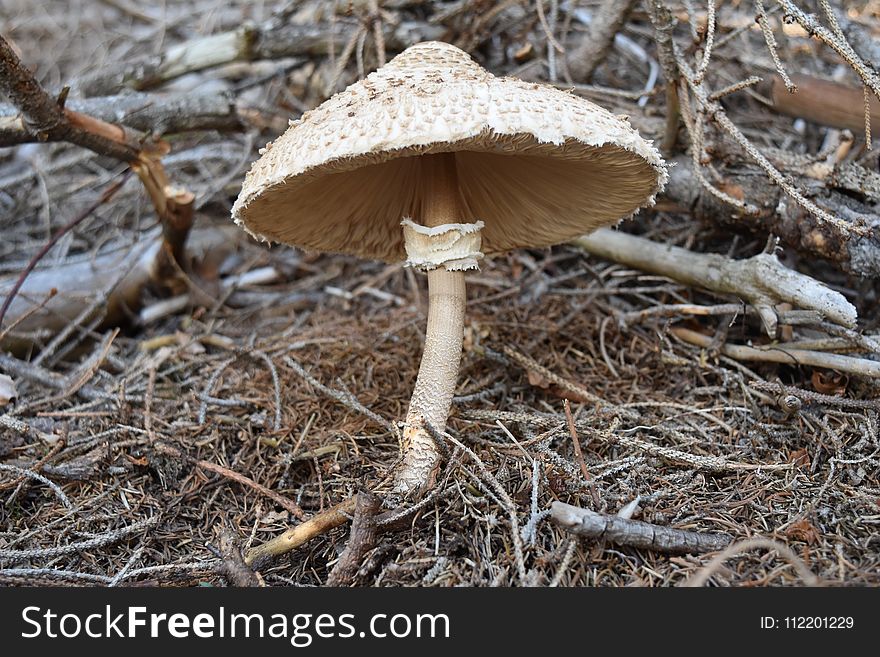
232 41 667 498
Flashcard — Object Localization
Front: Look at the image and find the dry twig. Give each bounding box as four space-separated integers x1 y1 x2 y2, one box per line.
153 443 304 519
551 501 732 555
326 490 382 586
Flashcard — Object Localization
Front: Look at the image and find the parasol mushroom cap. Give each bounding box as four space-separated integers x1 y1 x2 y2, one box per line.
232 41 667 263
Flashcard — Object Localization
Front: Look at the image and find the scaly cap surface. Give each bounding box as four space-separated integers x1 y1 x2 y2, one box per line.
233 41 667 262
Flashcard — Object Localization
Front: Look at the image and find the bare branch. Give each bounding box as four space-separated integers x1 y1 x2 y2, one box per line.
0 91 242 142
245 497 357 568
757 0 796 92
660 156 880 278
775 0 880 103
672 327 880 378
567 0 639 82
326 491 382 586
551 501 731 555
572 228 858 336
0 36 147 160
646 0 681 154
73 19 444 97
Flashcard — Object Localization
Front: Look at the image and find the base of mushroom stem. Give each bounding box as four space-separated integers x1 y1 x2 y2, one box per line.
390 417 443 499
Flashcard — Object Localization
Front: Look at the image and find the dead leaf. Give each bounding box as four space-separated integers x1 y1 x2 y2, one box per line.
261 509 289 523
527 370 550 389
784 518 820 545
787 448 811 468
125 453 149 467
812 369 848 395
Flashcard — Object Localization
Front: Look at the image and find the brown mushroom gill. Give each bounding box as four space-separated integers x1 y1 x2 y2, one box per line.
237 141 659 265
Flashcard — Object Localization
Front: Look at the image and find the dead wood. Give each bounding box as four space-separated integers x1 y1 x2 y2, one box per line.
646 0 681 155
662 157 880 278
566 0 639 83
672 327 880 378
551 501 732 555
0 35 195 297
0 227 241 353
0 35 148 160
325 490 382 586
72 19 444 97
572 226 858 336
0 352 128 405
0 91 242 140
246 497 358 568
758 73 880 135
215 528 263 587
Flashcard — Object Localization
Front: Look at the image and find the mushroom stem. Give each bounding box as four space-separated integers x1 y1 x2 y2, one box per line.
393 153 468 497
395 268 465 494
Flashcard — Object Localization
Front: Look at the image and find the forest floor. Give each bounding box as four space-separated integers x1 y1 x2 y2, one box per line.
0 0 878 586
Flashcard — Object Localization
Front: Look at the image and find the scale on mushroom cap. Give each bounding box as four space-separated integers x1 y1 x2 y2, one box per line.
233 41 667 499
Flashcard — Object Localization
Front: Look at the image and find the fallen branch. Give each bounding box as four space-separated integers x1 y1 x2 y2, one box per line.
0 36 151 160
0 350 140 405
0 91 242 141
748 380 880 411
646 0 681 154
758 139 880 206
642 2 880 277
571 227 857 337
0 35 195 312
758 73 880 135
0 227 241 353
244 460 461 569
325 491 382 586
660 157 880 278
72 19 443 96
775 0 880 104
551 501 731 555
0 515 159 563
566 0 639 82
245 497 356 567
0 414 58 443
0 462 70 507
215 528 263 587
672 327 880 378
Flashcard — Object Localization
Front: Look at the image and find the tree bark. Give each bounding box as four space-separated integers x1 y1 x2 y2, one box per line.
757 73 880 135
0 91 241 143
572 226 858 336
662 157 880 279
326 491 382 586
72 21 444 96
551 501 732 555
